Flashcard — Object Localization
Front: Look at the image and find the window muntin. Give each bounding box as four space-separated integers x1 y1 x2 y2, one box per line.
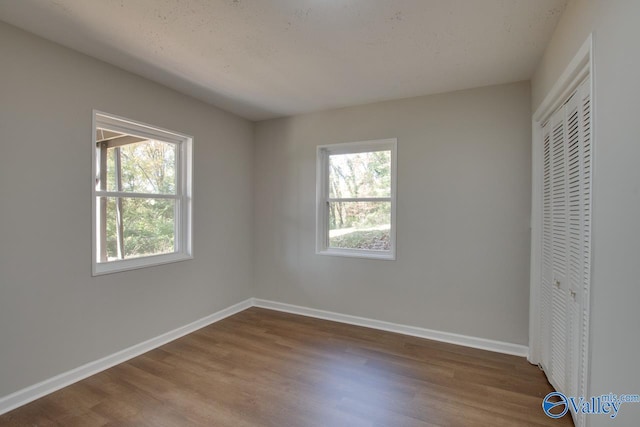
92 112 192 275
317 139 397 259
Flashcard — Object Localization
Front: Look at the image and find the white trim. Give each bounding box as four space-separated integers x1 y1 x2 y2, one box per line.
327 197 391 203
315 138 397 260
94 111 189 144
95 191 179 199
316 247 396 260
528 112 546 366
92 252 193 276
253 299 528 357
316 138 396 155
528 116 541 365
533 35 592 123
0 298 253 416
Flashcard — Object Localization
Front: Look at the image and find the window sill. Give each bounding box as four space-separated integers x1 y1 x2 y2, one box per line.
92 252 193 276
316 248 396 261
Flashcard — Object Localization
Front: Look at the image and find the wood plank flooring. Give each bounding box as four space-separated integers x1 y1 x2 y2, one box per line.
0 307 573 426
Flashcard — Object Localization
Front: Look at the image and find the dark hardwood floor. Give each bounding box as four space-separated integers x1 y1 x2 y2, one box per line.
0 307 573 426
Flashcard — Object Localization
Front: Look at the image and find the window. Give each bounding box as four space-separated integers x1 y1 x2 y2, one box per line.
92 111 193 275
316 138 397 259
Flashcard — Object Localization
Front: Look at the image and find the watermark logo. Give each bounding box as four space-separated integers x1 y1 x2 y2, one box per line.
542 392 569 418
543 392 640 419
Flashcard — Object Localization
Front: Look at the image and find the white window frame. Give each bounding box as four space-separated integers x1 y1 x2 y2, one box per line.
91 110 193 276
316 138 397 260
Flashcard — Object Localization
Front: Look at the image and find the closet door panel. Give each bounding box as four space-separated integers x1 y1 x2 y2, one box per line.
565 93 582 398
540 122 553 372
549 109 568 391
577 80 592 426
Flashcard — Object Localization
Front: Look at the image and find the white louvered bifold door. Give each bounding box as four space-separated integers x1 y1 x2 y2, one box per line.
549 103 569 392
565 90 582 399
576 79 592 427
538 77 592 413
540 121 553 374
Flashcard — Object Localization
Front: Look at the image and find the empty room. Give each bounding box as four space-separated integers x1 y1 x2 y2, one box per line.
0 0 638 426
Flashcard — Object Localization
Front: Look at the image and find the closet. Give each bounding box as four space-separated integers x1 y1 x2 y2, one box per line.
538 76 592 411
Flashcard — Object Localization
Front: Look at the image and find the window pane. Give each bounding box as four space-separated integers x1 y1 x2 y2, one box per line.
100 197 176 261
329 150 391 198
96 128 176 194
329 201 390 251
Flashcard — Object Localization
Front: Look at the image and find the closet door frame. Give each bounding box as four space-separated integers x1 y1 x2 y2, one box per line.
529 33 593 407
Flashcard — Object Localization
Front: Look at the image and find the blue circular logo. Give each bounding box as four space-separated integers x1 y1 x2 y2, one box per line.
543 392 569 418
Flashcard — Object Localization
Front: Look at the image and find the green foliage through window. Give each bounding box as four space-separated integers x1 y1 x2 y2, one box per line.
104 197 175 260
97 129 178 261
327 149 392 252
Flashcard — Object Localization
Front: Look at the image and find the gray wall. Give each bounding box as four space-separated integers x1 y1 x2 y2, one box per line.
532 1 640 424
0 22 254 396
253 82 532 346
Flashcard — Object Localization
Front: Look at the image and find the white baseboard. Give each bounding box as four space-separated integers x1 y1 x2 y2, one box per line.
1 296 529 416
0 298 253 416
252 298 529 358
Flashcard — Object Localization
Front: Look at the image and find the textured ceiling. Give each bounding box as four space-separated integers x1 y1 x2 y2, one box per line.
0 0 567 120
